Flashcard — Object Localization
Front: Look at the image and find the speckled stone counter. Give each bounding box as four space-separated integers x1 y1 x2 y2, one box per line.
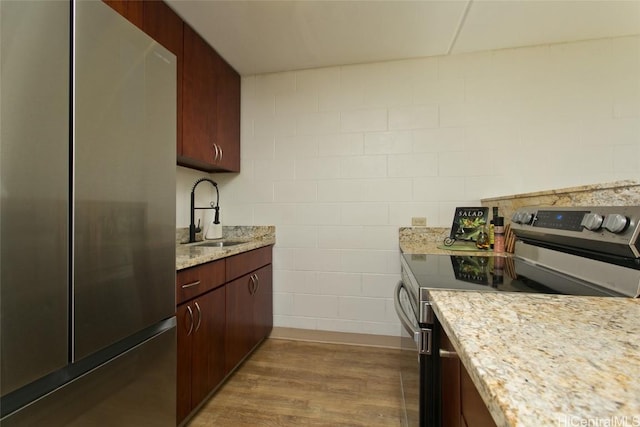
482 180 640 229
429 291 640 427
399 226 499 256
176 226 275 270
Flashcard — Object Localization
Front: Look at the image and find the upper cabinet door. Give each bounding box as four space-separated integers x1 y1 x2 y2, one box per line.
104 0 241 173
181 24 241 173
214 54 241 172
102 0 143 28
181 24 217 170
143 0 184 159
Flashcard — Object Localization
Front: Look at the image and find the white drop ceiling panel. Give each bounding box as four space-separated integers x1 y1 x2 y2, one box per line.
167 0 469 75
166 0 640 76
452 0 640 55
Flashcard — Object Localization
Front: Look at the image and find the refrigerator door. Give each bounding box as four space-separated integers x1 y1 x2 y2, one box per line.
73 1 176 361
1 320 176 427
0 0 70 395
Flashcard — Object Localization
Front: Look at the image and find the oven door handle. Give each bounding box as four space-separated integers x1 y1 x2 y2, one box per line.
394 281 432 355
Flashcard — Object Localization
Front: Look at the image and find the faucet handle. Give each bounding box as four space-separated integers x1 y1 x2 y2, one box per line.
195 218 201 233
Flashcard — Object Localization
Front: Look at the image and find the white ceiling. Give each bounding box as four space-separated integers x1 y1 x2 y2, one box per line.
165 0 640 76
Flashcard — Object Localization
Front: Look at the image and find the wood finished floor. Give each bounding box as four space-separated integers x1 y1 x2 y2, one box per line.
187 339 403 427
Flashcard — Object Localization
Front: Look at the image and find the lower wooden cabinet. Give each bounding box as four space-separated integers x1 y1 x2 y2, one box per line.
177 286 225 424
225 264 273 372
460 367 496 427
440 329 462 427
176 245 273 424
440 322 497 427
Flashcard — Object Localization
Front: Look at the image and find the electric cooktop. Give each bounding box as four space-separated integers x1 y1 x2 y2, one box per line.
401 253 626 297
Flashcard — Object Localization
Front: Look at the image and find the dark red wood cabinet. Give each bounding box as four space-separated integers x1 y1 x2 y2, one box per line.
142 0 183 156
102 0 144 28
440 323 497 427
225 264 273 372
103 0 241 173
177 286 225 424
441 330 462 427
176 246 273 424
181 25 240 172
213 52 241 172
225 246 273 372
181 24 217 170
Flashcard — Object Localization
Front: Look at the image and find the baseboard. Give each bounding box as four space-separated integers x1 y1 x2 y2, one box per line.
269 327 403 350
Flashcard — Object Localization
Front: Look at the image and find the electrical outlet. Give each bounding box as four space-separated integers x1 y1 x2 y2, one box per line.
411 217 427 226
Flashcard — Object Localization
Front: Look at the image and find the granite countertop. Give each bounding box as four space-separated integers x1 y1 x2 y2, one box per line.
399 226 503 256
176 226 275 270
428 291 640 427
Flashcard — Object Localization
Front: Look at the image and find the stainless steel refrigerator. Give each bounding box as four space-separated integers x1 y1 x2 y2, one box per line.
1 1 177 425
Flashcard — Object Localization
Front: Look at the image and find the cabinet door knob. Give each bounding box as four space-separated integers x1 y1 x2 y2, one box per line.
248 274 256 295
194 301 202 332
218 145 223 162
185 305 194 336
212 143 220 163
254 273 260 293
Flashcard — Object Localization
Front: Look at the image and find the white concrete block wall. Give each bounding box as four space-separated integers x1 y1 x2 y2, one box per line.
177 36 640 337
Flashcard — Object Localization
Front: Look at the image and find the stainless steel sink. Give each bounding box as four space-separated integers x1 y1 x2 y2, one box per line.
195 241 244 248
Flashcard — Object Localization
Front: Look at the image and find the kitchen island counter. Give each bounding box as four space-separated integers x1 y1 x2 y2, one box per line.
176 225 275 270
429 290 640 427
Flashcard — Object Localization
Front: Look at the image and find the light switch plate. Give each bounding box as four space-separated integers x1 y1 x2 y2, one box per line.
411 217 427 226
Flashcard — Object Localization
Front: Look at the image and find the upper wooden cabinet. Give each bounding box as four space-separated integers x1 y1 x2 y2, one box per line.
102 0 143 28
181 25 216 170
142 0 182 55
103 0 241 173
181 24 241 172
213 52 241 172
142 0 184 163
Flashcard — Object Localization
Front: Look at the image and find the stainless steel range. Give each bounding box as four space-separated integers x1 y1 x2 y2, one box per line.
394 206 640 427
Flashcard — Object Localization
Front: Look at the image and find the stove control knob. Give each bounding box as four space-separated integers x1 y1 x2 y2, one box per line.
511 212 522 223
603 214 629 233
580 213 604 231
520 212 533 225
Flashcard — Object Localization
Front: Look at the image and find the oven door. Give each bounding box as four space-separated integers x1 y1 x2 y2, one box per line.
394 281 437 427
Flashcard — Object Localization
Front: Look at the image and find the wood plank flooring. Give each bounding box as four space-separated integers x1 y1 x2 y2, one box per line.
187 339 403 426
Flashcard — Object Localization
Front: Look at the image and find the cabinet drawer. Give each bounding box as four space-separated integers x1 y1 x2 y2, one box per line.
226 245 272 282
177 259 225 304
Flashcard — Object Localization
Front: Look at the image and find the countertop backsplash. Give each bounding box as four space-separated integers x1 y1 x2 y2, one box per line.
176 225 275 245
481 180 640 225
401 180 640 255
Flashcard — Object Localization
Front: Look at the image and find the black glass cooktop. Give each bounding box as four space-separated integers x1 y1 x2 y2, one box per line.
401 253 624 297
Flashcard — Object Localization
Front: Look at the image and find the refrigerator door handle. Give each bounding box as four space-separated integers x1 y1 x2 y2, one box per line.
185 305 194 336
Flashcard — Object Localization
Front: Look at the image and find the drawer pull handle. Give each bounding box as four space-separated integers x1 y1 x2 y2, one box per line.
182 280 201 289
439 349 458 359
